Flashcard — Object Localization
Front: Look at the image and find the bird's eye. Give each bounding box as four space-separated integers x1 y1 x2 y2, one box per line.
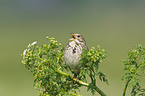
77 35 80 37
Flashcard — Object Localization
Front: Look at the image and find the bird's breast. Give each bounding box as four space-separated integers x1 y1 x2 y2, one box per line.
64 42 83 69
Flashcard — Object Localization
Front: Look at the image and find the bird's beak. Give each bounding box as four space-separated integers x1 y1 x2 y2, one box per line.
71 33 75 37
71 33 75 38
69 33 75 41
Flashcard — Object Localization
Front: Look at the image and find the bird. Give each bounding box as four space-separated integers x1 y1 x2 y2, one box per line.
64 33 88 81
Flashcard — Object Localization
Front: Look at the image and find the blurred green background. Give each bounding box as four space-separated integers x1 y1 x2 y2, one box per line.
1 0 145 96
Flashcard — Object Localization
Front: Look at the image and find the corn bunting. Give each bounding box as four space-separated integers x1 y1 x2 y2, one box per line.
64 33 88 80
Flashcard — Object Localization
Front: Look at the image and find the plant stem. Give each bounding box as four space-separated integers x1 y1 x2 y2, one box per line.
56 70 107 96
123 79 131 96
123 62 142 96
92 85 107 96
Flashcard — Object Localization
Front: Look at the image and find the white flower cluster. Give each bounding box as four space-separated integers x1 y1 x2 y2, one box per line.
23 41 37 57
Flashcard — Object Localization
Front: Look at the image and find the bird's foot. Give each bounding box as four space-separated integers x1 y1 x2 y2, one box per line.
74 75 79 83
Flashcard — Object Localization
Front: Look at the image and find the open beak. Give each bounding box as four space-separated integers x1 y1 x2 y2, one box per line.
69 33 75 41
71 33 75 38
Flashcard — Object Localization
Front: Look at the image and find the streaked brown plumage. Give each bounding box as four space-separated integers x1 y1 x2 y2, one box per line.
64 33 88 80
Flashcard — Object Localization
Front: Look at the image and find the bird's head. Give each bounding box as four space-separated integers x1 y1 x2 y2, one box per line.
69 33 85 43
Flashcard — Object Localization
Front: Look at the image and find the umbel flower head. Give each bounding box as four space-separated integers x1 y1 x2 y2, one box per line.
23 41 37 57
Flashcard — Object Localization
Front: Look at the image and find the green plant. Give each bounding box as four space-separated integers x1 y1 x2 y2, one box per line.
22 36 108 96
122 44 145 96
